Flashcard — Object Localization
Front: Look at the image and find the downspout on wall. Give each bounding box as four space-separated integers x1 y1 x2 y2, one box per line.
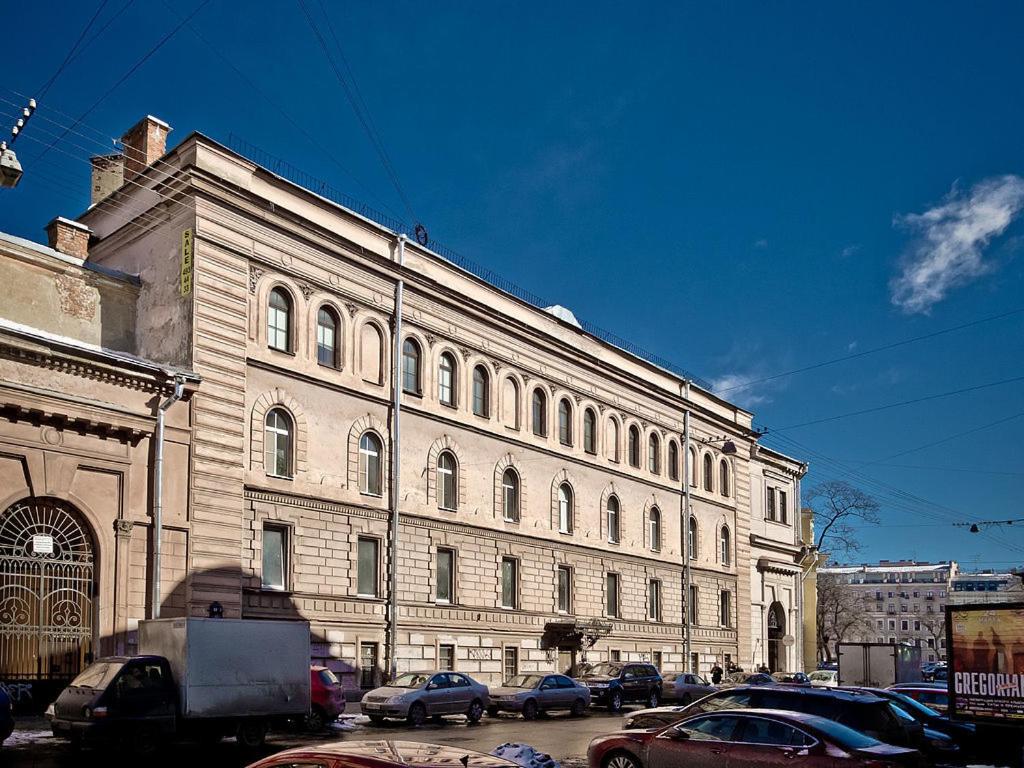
682 408 693 671
151 374 186 620
386 234 407 682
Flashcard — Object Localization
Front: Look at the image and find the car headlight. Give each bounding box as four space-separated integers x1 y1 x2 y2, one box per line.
386 695 407 704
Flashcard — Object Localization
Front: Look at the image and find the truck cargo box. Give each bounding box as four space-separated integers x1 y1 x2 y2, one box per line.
838 642 922 688
139 618 310 719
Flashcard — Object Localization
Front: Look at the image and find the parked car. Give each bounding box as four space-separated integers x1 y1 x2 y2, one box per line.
248 741 520 768
487 673 590 719
588 708 921 768
921 663 946 683
308 666 345 731
887 683 949 714
0 687 12 746
360 672 489 726
843 687 976 758
772 672 812 686
668 684 920 748
719 672 774 688
575 662 662 712
660 672 714 704
818 661 839 671
808 670 838 688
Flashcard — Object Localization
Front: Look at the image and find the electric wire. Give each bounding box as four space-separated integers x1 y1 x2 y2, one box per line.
35 0 111 100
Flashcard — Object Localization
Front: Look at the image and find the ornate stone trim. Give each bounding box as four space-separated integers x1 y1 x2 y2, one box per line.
249 264 265 294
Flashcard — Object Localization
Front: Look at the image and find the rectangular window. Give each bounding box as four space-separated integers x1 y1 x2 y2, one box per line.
888 619 895 630
720 590 731 627
778 490 788 523
261 524 287 590
610 649 621 662
876 619 883 629
766 487 776 521
357 537 379 597
652 651 663 670
360 642 378 688
901 620 909 631
436 548 454 603
439 644 455 671
501 557 518 609
914 620 921 631
606 573 620 618
557 565 572 613
648 580 661 621
503 646 518 682
689 585 699 625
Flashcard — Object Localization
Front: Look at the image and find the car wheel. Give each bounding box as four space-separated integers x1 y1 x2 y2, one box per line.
235 721 267 749
607 691 623 713
368 715 386 726
487 706 499 718
466 699 484 724
570 698 587 717
522 699 539 720
305 704 327 732
604 751 641 768
407 703 427 727
647 689 660 708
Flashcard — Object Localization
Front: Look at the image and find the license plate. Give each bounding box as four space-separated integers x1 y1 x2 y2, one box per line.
363 703 382 710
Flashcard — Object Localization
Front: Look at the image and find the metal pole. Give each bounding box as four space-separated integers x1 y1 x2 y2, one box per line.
682 409 693 671
151 375 185 620
387 234 406 682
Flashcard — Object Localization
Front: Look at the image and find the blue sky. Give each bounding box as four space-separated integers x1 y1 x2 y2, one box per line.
3 1 1022 570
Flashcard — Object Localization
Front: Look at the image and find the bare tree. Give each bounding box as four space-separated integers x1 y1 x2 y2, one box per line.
920 614 947 659
807 480 881 559
817 572 873 663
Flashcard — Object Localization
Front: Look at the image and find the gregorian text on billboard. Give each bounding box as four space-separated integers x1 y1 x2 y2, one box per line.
948 602 1024 724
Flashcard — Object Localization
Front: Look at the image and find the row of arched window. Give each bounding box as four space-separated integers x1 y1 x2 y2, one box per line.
262 406 733 563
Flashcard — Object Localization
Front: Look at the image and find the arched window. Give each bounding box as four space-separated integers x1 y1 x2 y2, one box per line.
668 441 679 482
648 433 660 474
503 377 520 429
358 432 383 495
316 306 340 367
720 526 731 566
558 399 573 446
268 288 292 352
583 409 597 454
557 483 573 534
703 453 714 491
688 516 699 560
689 447 698 487
472 365 489 417
628 425 641 467
437 451 458 511
648 507 662 551
264 408 293 477
606 418 620 462
502 468 519 522
402 338 421 394
532 388 547 436
720 460 730 498
606 496 620 544
438 352 456 406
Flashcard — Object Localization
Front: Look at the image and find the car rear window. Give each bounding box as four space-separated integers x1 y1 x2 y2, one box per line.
807 717 884 750
755 691 837 718
689 692 753 714
839 702 899 740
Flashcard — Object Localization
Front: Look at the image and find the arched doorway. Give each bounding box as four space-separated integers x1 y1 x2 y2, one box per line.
0 498 95 680
767 601 786 673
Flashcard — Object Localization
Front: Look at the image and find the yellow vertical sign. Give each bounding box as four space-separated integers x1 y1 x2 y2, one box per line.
180 228 194 297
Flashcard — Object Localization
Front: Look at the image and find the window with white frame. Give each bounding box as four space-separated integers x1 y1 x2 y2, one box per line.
437 451 458 511
261 523 287 590
502 468 520 522
264 408 293 478
358 432 383 496
720 526 731 566
402 339 421 393
357 537 379 597
472 365 489 417
436 548 455 604
267 288 292 352
557 565 572 613
558 483 573 534
438 352 456 406
648 433 660 474
607 496 621 543
649 579 662 621
648 507 662 551
316 306 339 367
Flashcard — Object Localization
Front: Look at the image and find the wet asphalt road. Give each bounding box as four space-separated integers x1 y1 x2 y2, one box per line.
1 708 629 768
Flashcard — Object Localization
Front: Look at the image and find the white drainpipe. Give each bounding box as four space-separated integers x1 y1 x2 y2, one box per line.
387 234 406 681
151 375 186 619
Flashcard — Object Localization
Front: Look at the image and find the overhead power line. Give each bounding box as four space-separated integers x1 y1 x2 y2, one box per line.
858 410 1024 468
36 0 111 100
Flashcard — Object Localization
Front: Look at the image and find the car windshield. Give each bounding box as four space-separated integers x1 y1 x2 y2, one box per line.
390 673 430 688
319 669 340 686
505 674 544 688
807 716 883 750
586 663 623 677
70 661 124 690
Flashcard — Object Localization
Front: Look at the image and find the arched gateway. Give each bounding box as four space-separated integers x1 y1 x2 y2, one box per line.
0 499 95 680
767 601 786 673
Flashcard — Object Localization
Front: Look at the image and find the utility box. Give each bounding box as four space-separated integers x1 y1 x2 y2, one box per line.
138 617 310 719
837 642 922 688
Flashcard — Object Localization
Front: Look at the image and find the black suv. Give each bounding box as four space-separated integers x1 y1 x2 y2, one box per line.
575 662 662 712
678 685 919 748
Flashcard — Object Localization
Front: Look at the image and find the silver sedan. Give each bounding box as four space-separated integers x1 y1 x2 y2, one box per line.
660 672 714 704
487 673 591 719
360 671 490 726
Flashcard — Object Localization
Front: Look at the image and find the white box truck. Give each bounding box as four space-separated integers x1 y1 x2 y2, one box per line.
837 642 922 688
48 618 310 752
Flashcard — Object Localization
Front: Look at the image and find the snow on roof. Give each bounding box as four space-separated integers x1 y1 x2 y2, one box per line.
821 561 954 574
543 304 582 329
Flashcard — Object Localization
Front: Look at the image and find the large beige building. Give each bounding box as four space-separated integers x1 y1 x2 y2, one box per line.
1 115 806 693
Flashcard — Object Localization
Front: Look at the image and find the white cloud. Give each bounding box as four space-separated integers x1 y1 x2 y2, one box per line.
847 340 858 351
890 175 1024 314
710 372 773 407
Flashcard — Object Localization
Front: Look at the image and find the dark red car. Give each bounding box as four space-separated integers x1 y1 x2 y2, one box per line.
248 740 520 768
308 665 345 730
588 708 920 768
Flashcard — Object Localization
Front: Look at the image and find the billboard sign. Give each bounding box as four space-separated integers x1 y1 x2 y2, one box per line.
948 602 1024 723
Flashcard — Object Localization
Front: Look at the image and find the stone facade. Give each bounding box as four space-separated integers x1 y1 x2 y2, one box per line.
7 116 807 692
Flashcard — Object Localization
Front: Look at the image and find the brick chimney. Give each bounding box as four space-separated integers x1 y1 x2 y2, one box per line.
120 115 171 183
46 217 92 259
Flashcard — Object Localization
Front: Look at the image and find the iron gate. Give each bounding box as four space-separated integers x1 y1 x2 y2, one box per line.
0 499 94 679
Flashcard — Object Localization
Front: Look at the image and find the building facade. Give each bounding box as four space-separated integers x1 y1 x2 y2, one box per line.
950 571 1024 605
819 560 957 663
3 115 806 692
